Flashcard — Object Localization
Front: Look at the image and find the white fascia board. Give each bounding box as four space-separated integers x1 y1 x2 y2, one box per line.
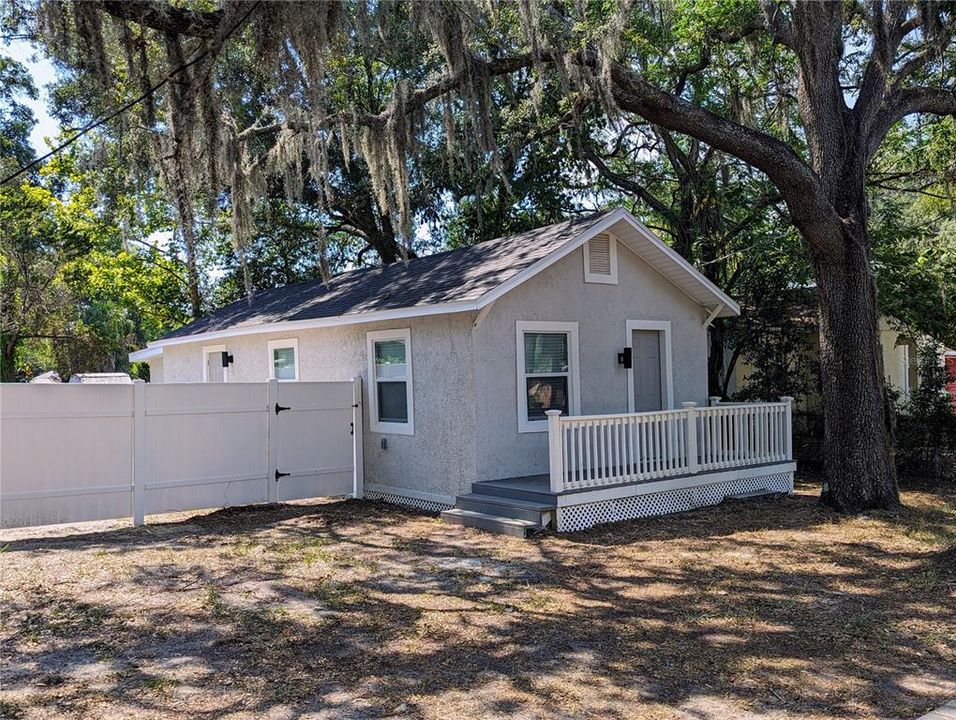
140 300 479 350
129 346 163 362
619 212 741 316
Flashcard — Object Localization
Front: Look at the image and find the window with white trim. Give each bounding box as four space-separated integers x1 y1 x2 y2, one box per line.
583 233 618 284
367 328 414 435
516 321 580 432
267 338 299 381
202 344 228 383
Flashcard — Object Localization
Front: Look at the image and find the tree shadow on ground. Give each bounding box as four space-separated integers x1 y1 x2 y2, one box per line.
1 487 954 719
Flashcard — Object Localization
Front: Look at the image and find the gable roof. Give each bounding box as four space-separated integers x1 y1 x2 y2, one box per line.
131 208 738 358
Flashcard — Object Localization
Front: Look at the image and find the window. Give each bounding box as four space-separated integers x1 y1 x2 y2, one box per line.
202 345 228 383
267 339 299 381
516 321 580 432
583 233 618 284
367 329 414 435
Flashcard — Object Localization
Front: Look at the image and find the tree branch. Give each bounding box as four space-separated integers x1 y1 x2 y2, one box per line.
578 142 676 221
869 86 956 160
101 1 226 39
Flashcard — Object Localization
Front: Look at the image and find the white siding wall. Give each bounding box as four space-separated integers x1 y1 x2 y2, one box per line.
472 244 709 482
160 314 478 499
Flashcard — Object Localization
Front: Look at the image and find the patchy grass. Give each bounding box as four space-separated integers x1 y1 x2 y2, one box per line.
0 478 953 719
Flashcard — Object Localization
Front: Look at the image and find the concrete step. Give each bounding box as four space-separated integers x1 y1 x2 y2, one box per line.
440 508 542 538
454 493 554 523
471 480 556 504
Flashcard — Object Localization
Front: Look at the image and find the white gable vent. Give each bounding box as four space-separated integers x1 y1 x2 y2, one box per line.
583 233 618 284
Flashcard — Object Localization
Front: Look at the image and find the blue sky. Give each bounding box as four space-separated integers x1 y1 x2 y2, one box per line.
5 38 59 154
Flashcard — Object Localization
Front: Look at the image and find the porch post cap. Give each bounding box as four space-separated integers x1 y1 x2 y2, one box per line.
779 396 794 403
544 409 563 416
681 401 698 408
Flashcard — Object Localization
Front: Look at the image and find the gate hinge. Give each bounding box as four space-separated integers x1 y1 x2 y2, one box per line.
275 403 291 414
275 469 291 481
350 421 354 436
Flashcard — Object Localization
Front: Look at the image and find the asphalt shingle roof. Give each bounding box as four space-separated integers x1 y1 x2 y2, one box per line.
162 210 614 340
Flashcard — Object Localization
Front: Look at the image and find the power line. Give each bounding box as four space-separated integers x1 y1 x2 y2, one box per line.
1 2 261 187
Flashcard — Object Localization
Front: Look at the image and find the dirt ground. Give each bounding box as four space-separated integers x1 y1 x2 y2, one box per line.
1 478 953 720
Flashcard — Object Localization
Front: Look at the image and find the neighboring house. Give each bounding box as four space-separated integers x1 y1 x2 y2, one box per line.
130 209 795 534
68 373 133 384
728 313 920 409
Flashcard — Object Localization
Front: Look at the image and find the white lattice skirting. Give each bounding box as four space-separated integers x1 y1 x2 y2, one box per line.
556 471 794 533
364 490 453 513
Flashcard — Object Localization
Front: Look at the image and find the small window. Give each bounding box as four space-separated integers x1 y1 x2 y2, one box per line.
203 345 228 383
268 339 299 381
516 321 580 432
367 329 414 435
583 233 618 284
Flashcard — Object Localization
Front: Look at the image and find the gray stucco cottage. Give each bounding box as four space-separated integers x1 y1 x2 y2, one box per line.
131 208 795 534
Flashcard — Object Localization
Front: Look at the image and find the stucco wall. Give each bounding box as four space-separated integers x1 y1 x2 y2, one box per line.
472 243 709 482
146 356 163 383
159 314 478 500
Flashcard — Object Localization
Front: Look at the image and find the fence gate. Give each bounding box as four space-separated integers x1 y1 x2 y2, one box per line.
270 381 359 503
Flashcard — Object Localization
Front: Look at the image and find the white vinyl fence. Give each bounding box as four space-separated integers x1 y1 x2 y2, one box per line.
547 397 793 493
0 379 363 529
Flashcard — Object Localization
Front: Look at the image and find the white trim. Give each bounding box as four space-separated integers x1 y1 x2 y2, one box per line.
583 232 618 284
516 320 581 433
202 344 228 383
131 208 740 357
267 338 299 381
366 328 414 435
129 346 162 361
555 461 797 507
625 320 674 411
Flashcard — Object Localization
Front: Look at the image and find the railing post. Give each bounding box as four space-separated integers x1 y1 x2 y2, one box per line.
681 402 699 474
132 380 147 527
546 410 564 493
780 396 794 460
708 396 721 407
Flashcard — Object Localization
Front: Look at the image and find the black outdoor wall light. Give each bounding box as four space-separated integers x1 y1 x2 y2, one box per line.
221 351 234 368
618 347 632 369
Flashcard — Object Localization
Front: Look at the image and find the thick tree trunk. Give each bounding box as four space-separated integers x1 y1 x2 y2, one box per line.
810 210 900 511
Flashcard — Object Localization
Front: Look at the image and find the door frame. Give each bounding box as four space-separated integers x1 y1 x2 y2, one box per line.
625 320 674 411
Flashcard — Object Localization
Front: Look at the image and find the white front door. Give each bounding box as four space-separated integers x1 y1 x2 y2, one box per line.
632 329 663 412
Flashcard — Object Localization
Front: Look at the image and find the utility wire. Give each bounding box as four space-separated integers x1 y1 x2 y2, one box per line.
1 1 261 187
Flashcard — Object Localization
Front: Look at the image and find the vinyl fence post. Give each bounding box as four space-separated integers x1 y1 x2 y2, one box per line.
267 379 279 504
546 410 564 494
681 402 699 475
351 377 365 499
780 396 794 460
132 380 147 527
708 396 721 407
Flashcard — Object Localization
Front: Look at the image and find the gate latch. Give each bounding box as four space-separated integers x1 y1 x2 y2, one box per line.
275 469 291 481
275 403 291 414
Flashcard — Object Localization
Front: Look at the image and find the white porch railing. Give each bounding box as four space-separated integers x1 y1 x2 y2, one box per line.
546 397 793 493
